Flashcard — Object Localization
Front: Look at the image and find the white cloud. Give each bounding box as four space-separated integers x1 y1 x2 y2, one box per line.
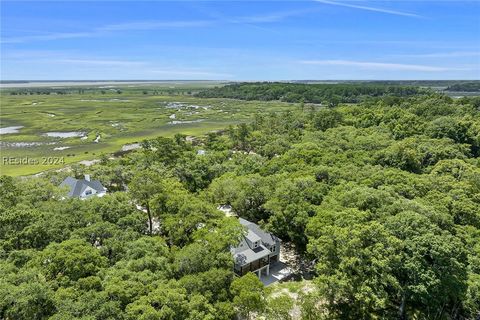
56 59 147 67
232 8 317 23
314 0 422 18
147 69 232 78
392 51 480 58
98 20 212 32
1 7 316 44
2 50 233 79
299 59 457 72
1 32 95 44
1 20 212 44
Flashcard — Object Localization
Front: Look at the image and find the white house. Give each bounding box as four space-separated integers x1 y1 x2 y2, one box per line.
231 218 281 278
60 174 107 199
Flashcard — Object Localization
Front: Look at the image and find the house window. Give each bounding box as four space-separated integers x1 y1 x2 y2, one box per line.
85 189 92 196
270 246 275 252
254 241 259 248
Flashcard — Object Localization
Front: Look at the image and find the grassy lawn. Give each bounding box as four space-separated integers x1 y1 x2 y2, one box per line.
1 87 295 176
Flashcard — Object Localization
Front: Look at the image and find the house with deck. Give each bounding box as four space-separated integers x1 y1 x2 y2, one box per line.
60 175 107 199
231 218 281 278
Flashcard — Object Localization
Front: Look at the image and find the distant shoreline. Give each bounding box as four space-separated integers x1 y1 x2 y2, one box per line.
1 79 478 89
0 80 227 88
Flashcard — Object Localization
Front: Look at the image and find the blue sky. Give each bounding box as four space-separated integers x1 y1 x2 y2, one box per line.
1 0 479 80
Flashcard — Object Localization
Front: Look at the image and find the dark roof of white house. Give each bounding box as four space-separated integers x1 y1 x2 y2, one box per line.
60 176 106 197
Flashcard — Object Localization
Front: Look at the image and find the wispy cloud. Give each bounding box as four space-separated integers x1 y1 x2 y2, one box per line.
1 6 316 44
98 20 212 32
232 8 317 23
299 59 458 72
314 0 423 18
2 5 322 44
185 5 290 35
2 50 233 79
1 20 212 44
148 69 232 78
391 51 480 58
56 59 147 67
1 32 95 44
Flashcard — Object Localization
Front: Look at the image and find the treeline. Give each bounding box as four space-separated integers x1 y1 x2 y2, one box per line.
446 81 480 92
5 86 202 96
1 93 480 319
196 82 429 104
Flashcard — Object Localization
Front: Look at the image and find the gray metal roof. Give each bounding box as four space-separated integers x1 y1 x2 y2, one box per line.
239 218 281 247
232 242 270 266
232 218 281 266
245 229 261 243
60 176 106 197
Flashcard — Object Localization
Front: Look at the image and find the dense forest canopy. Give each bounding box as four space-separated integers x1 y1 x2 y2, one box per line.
446 82 480 92
195 82 430 104
1 88 479 319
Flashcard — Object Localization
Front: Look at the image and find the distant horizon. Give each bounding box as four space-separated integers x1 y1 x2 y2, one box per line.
2 79 479 83
3 79 479 89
